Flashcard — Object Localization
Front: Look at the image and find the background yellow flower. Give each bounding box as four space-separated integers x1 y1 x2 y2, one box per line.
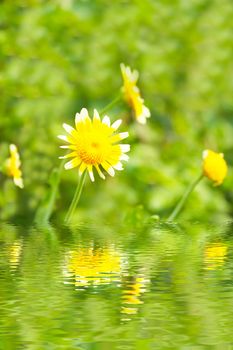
203 150 227 186
120 63 150 124
5 144 24 189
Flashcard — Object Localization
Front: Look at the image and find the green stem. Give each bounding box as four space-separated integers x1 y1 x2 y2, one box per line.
99 93 122 116
35 159 65 224
65 171 87 224
168 173 204 221
43 173 60 222
45 159 65 219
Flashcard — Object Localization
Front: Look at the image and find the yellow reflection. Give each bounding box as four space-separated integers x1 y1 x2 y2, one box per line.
204 242 227 270
121 276 149 316
65 246 121 287
8 240 22 270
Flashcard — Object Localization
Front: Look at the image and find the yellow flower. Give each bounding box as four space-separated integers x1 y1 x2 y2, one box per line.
58 108 130 182
204 242 227 271
120 63 150 124
202 149 228 186
65 246 121 287
5 144 24 188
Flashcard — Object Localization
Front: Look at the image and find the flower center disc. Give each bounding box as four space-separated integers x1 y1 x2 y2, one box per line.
91 142 99 148
78 136 109 165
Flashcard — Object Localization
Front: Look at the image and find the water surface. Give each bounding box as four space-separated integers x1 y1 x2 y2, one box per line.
0 221 233 349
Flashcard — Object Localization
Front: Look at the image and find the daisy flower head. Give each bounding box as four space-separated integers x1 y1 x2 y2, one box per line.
202 149 227 186
5 144 24 188
120 63 150 124
58 108 130 182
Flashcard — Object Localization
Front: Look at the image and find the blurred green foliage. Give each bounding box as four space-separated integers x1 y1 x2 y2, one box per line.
0 0 233 223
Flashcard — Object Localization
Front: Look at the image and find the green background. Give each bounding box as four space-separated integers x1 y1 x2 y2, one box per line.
0 0 233 223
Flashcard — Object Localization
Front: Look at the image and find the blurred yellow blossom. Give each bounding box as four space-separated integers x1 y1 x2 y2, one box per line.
120 63 150 124
58 108 130 182
5 144 24 188
202 150 227 186
204 242 227 270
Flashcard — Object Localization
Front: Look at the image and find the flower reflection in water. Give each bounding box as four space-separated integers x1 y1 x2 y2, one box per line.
64 245 122 288
8 240 22 271
204 242 228 271
121 276 150 318
64 244 150 319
